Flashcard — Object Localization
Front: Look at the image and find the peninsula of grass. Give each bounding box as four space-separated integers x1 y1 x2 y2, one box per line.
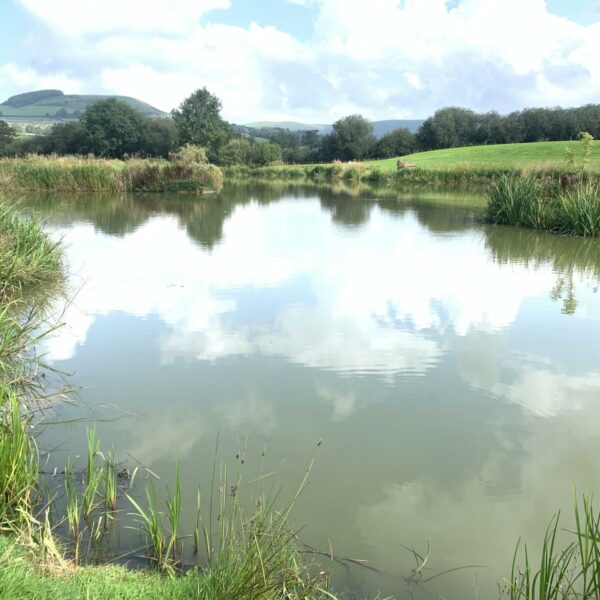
0 156 223 194
225 140 600 188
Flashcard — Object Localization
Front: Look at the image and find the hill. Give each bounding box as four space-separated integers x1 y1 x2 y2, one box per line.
367 141 600 171
244 119 424 137
0 89 168 122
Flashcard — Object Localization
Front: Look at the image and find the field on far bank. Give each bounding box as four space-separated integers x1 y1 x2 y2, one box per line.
368 141 600 171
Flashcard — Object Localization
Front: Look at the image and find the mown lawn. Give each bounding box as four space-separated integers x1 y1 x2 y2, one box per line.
367 141 600 171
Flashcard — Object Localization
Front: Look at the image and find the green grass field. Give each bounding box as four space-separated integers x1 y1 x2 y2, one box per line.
368 141 600 171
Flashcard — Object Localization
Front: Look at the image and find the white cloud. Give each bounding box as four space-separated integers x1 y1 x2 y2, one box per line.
0 64 83 94
18 0 231 36
41 198 596 384
3 0 599 120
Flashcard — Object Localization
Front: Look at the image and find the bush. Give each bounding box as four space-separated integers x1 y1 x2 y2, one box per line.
169 144 208 165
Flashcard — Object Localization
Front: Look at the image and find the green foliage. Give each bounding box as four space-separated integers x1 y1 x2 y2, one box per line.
170 144 208 165
81 98 145 158
217 138 282 166
487 174 600 236
0 203 62 302
140 119 178 159
0 156 223 194
565 132 594 175
321 114 376 161
374 127 416 158
172 88 231 161
0 121 16 150
0 391 38 532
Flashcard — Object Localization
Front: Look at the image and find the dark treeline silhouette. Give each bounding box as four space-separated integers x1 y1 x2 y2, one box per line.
2 90 599 164
416 105 600 150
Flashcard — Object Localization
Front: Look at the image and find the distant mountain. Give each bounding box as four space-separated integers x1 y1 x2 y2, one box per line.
244 119 424 138
245 121 331 133
0 89 169 122
371 119 423 136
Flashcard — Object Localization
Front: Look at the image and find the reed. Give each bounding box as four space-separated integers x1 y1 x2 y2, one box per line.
0 203 62 303
82 428 101 520
0 391 38 532
487 175 600 236
0 156 224 194
505 492 600 599
556 183 600 236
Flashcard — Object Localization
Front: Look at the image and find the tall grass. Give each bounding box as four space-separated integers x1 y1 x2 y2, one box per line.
0 156 124 192
0 203 62 302
0 391 38 533
0 155 224 194
504 493 600 599
487 175 600 236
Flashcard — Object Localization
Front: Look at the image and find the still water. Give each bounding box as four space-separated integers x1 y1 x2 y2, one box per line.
21 183 600 598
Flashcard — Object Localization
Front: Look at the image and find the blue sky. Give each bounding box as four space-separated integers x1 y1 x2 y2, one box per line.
1 0 600 123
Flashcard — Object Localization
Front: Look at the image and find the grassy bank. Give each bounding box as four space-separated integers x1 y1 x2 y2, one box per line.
224 160 600 189
368 140 600 171
487 175 600 236
0 156 223 194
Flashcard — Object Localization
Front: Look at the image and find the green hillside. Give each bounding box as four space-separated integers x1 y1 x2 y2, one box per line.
0 89 168 122
368 141 600 171
245 119 424 137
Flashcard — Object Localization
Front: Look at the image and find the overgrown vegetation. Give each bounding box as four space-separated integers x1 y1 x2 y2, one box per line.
486 135 600 236
0 154 223 193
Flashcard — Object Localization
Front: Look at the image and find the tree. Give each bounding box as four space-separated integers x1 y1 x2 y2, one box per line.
45 121 86 155
374 127 416 158
172 87 231 161
81 98 144 158
416 107 479 150
320 115 376 161
139 118 178 158
217 138 253 165
0 120 17 149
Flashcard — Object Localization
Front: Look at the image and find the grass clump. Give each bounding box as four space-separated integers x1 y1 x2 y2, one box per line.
122 160 223 193
0 391 38 533
503 493 600 600
0 156 123 192
487 174 600 236
0 204 62 302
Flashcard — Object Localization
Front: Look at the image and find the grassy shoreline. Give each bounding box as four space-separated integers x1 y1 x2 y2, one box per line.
0 156 224 194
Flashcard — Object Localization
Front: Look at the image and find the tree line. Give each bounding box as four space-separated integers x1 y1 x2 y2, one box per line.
1 87 600 164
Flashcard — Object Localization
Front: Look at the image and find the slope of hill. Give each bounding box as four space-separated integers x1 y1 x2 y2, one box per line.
367 141 600 171
0 89 168 121
244 119 424 137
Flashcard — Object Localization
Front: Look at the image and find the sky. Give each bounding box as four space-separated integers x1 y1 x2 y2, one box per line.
1 0 600 123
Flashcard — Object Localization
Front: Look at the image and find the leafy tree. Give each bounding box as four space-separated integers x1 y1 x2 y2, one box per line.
140 118 178 158
374 127 416 158
45 121 86 155
217 138 253 165
416 107 479 150
321 115 375 161
0 120 17 149
217 138 281 166
251 141 282 165
172 87 231 161
81 98 144 158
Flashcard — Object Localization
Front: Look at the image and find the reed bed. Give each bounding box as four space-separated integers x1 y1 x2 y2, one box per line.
487 174 600 236
0 156 224 194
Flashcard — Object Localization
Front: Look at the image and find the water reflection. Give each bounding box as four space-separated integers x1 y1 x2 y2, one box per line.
12 184 600 599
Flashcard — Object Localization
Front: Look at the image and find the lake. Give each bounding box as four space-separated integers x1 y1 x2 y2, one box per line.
19 182 600 599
